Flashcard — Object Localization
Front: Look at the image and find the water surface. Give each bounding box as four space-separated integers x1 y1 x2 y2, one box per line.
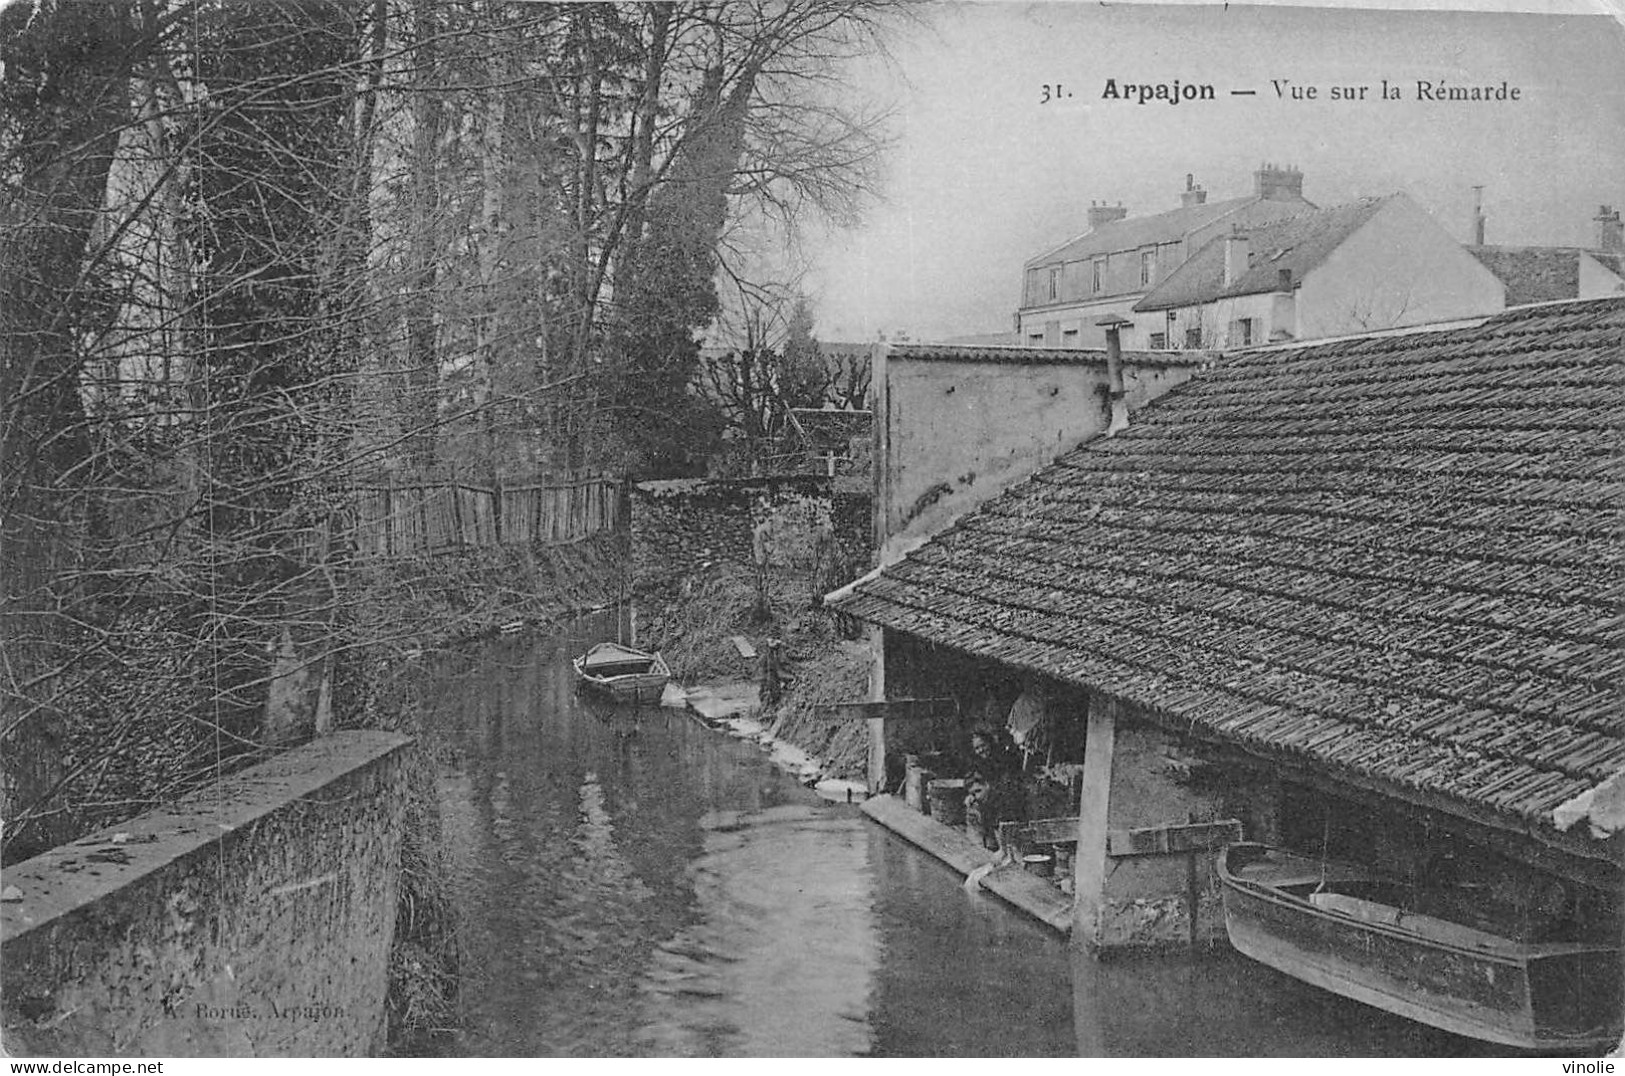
417 619 1500 1058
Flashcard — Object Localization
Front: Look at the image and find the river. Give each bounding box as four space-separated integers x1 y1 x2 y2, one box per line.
411 616 1499 1057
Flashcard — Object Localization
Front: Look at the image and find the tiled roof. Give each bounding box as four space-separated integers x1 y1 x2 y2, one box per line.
832 298 1625 844
1026 195 1259 268
1136 197 1392 312
890 343 1205 368
1468 246 1625 307
939 331 1024 347
818 340 874 356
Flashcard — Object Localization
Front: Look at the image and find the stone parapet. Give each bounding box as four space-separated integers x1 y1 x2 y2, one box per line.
2 731 412 1057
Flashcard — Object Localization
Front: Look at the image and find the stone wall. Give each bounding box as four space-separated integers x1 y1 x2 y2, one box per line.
1 731 411 1057
630 476 871 603
1093 716 1231 951
832 487 874 579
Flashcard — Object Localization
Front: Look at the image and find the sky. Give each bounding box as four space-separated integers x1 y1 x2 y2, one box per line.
796 1 1625 342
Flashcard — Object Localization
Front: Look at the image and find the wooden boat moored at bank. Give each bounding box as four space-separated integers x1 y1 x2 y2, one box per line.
572 642 671 705
1217 842 1621 1051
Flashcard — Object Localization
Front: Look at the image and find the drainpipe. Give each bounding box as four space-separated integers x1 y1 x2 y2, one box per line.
1095 313 1133 436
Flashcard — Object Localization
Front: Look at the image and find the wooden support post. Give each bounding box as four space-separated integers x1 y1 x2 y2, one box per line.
1185 810 1200 949
1072 698 1115 951
1187 849 1200 950
867 624 886 793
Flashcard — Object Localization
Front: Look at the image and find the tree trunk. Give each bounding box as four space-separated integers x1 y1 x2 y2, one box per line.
0 1 135 858
405 0 441 470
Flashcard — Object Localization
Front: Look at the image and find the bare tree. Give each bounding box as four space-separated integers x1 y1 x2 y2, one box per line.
0 0 906 850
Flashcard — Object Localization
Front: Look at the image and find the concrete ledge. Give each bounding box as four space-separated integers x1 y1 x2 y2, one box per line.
2 731 413 1057
860 794 1073 935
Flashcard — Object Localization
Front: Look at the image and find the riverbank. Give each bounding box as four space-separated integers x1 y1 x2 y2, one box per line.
637 561 870 780
354 531 628 653
680 682 854 794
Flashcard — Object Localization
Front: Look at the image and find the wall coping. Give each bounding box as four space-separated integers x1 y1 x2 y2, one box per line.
889 344 1212 368
1 731 412 946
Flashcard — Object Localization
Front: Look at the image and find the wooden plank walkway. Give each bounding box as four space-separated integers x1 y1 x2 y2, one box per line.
860 794 1073 935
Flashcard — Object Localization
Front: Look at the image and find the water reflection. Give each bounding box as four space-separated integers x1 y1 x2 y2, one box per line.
1070 949 1498 1057
418 619 1508 1058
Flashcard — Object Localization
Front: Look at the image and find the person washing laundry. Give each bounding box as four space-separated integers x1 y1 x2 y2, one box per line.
963 726 1025 853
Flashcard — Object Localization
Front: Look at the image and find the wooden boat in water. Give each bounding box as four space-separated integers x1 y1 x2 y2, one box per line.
572 642 671 705
1217 842 1621 1051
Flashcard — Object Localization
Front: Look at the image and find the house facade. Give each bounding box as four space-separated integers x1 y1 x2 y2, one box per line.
831 299 1625 972
1016 165 1314 349
1133 193 1508 349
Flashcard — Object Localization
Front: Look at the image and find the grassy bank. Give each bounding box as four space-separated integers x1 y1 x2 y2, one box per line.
638 562 871 780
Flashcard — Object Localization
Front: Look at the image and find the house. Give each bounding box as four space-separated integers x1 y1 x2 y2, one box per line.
1133 193 1508 349
830 298 1625 961
1469 206 1625 305
1017 164 1315 349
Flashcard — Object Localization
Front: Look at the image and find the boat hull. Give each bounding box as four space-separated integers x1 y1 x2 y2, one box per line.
1218 844 1620 1051
572 647 671 706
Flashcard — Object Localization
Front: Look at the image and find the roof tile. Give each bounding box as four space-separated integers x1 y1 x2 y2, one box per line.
832 297 1625 841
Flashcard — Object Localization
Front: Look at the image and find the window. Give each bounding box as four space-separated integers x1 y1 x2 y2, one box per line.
1140 250 1154 287
1235 317 1254 346
1047 266 1062 302
1028 332 1045 344
1149 332 1167 349
1092 259 1105 294
1062 327 1080 345
1184 327 1203 349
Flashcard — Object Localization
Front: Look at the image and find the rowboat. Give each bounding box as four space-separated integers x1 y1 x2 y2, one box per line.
571 642 671 705
1217 842 1621 1051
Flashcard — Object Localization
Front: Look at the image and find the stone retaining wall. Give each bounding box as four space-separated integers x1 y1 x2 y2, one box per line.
1 731 412 1057
630 476 871 603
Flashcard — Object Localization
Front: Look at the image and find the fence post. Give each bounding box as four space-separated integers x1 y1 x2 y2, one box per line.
491 469 503 547
383 474 395 557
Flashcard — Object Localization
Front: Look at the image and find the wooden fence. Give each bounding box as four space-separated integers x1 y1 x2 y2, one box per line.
353 473 621 557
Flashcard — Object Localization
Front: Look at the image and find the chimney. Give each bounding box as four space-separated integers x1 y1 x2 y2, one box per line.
1095 314 1132 436
1471 185 1486 246
1181 173 1208 208
1087 200 1130 230
1224 229 1251 287
1594 205 1623 253
1253 161 1305 202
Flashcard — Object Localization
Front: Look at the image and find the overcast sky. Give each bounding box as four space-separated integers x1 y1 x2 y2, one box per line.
797 1 1625 342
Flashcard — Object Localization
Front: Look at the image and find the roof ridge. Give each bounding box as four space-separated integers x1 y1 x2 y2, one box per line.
1023 193 1260 268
